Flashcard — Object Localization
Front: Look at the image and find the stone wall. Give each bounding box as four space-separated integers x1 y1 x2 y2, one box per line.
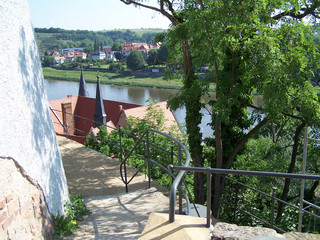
0 157 53 240
211 221 320 240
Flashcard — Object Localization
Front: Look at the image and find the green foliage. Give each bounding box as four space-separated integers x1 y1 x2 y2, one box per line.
218 118 320 232
52 214 76 237
35 27 165 53
112 41 124 51
85 100 187 190
146 49 158 65
109 62 126 71
126 50 146 71
42 56 53 67
52 193 90 237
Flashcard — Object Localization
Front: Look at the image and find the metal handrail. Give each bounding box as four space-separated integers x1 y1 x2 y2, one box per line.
50 107 195 216
119 128 192 214
49 106 64 127
168 165 320 229
52 107 320 231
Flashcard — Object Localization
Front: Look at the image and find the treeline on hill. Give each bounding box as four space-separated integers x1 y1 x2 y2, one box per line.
35 27 165 53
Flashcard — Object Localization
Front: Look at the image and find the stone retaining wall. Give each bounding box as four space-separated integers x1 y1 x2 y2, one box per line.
0 157 53 240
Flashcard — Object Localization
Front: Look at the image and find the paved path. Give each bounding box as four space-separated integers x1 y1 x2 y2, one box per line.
57 136 171 239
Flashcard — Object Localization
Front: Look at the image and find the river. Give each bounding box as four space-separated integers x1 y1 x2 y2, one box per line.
44 79 213 138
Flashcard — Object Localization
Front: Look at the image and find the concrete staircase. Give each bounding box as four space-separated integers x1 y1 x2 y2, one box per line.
58 136 210 240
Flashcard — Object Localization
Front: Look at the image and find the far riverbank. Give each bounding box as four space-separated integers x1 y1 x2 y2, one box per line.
42 67 216 91
43 67 184 90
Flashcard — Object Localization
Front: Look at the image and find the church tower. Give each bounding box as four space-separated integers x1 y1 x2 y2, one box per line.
94 74 106 127
78 68 89 97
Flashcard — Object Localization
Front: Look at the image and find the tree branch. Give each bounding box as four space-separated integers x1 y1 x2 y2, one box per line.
153 54 182 67
119 0 181 25
225 117 269 169
272 3 320 20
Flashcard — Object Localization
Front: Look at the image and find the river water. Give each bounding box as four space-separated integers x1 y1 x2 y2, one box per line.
44 79 213 138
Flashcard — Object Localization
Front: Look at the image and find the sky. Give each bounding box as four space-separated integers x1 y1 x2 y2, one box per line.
27 0 171 31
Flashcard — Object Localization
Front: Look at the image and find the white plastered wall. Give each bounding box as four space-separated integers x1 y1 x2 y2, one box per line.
0 0 69 215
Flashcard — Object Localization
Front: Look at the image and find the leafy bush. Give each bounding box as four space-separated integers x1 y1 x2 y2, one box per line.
85 100 187 190
53 193 90 237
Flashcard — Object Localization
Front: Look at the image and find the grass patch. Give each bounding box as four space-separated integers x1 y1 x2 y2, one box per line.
43 67 216 91
43 67 185 89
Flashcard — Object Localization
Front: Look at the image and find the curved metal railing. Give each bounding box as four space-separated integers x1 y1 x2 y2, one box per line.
119 128 192 216
50 106 320 231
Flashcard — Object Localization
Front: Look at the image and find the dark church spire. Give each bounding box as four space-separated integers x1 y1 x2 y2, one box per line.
78 68 89 97
94 74 106 127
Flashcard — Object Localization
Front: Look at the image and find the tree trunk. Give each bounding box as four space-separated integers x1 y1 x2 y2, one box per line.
305 181 319 201
276 122 306 223
181 41 205 204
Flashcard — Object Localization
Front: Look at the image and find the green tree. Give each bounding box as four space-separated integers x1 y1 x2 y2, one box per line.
146 49 158 65
80 39 93 53
114 52 124 61
126 50 146 71
182 0 320 218
157 43 169 63
43 56 53 67
120 0 206 204
120 0 320 216
94 38 99 51
112 41 123 51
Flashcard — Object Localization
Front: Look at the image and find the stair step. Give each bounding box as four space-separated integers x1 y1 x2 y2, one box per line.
65 187 169 240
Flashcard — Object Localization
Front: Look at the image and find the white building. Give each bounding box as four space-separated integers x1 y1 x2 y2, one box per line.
106 51 117 61
0 0 69 217
91 51 106 60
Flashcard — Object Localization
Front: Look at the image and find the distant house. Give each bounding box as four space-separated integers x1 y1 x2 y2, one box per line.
65 56 75 62
53 56 65 64
63 51 87 61
106 51 117 61
61 47 84 54
91 51 106 60
104 46 112 53
49 50 60 57
74 51 87 60
122 42 161 60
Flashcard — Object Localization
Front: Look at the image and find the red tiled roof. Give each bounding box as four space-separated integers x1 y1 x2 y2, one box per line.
49 96 179 139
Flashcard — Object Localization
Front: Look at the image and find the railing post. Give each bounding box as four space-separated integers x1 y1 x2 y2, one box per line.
119 125 128 193
299 127 308 232
271 187 277 228
63 109 69 137
169 185 177 223
206 169 212 227
170 146 174 184
178 145 182 214
84 119 87 136
146 130 151 188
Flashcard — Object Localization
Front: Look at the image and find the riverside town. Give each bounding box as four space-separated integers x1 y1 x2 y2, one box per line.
2 1 320 239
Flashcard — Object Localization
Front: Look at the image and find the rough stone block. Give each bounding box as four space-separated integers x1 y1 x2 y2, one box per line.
0 210 8 225
32 194 40 204
5 193 14 204
20 199 32 216
1 214 14 231
0 199 5 210
0 226 7 240
7 197 19 217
